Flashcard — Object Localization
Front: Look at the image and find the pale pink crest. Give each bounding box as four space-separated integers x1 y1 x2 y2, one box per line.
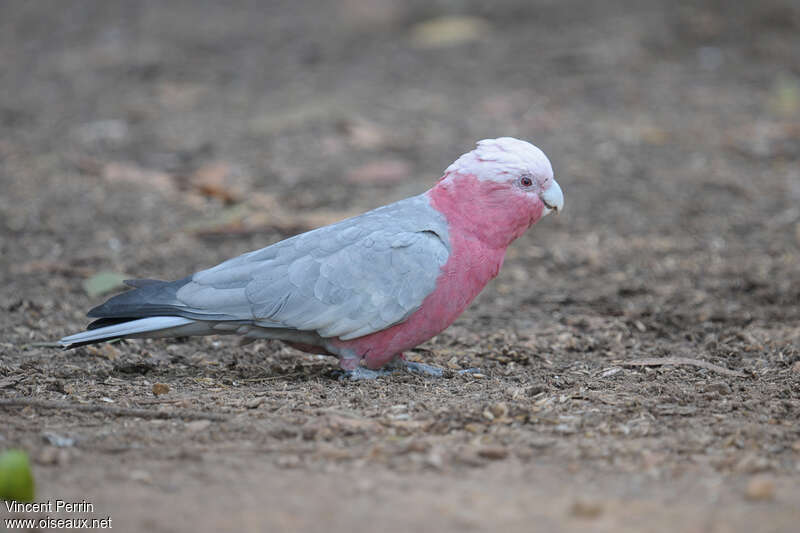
444 137 553 184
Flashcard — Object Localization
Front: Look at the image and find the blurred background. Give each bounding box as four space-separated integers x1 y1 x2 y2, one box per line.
3 0 799 342
1 1 799 531
2 0 798 263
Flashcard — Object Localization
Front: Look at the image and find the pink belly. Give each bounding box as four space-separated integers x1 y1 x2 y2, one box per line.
328 232 505 369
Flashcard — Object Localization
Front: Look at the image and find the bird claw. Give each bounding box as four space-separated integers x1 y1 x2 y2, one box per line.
400 361 445 377
399 360 481 377
336 367 395 381
336 360 482 380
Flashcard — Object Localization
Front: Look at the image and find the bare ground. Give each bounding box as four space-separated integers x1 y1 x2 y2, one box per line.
1 1 799 531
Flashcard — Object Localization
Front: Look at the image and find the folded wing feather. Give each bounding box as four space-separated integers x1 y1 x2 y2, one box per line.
169 194 451 340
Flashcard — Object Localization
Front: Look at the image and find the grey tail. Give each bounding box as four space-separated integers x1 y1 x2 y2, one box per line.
59 276 241 350
59 316 197 349
86 276 193 322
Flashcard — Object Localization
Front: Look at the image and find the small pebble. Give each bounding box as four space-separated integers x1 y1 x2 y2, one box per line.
36 446 69 466
489 402 508 418
569 499 604 518
42 432 75 448
745 477 775 501
245 397 264 409
704 382 731 395
152 383 170 396
185 420 212 433
477 446 509 460
275 455 301 468
130 470 152 483
402 440 429 454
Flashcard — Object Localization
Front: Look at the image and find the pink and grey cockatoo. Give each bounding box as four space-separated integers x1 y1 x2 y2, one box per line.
59 138 563 378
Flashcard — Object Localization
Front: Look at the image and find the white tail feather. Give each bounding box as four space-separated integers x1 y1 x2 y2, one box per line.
59 316 196 347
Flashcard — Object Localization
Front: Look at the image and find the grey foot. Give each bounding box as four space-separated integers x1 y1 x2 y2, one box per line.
336 361 481 381
400 361 481 378
392 360 481 378
337 367 396 381
401 361 445 377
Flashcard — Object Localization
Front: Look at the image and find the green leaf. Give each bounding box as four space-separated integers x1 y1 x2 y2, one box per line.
0 449 35 502
83 271 128 298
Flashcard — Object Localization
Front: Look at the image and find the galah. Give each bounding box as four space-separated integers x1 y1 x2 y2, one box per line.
59 137 564 378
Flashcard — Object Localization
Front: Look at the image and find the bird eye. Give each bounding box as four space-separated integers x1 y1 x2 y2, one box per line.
520 176 533 187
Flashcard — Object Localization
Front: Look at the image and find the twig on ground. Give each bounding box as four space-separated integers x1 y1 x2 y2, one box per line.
618 357 746 378
0 398 227 421
241 372 305 382
134 398 187 405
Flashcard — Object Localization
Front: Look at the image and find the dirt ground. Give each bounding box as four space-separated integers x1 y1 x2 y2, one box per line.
2 0 799 531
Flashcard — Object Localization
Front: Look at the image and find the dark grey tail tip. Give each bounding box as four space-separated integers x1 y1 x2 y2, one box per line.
87 317 137 330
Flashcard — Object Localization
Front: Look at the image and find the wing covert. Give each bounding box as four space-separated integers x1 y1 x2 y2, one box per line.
174 193 451 340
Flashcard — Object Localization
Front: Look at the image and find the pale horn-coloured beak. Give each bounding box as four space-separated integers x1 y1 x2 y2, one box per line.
541 179 564 215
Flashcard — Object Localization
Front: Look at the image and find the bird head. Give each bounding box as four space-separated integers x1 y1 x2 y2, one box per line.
432 137 563 246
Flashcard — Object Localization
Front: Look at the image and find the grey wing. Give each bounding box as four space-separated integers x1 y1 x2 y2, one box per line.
261 228 448 339
176 221 450 340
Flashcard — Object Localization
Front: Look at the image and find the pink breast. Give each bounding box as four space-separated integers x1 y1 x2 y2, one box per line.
329 188 507 369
